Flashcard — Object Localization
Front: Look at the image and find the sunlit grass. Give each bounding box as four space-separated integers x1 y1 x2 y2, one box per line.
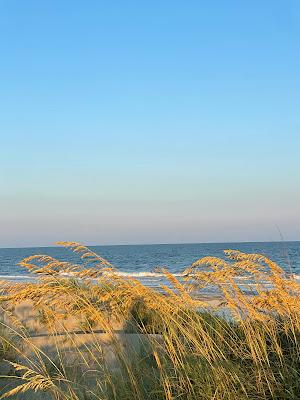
0 242 300 399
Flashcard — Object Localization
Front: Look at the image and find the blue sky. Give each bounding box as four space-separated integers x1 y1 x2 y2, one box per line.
0 1 299 247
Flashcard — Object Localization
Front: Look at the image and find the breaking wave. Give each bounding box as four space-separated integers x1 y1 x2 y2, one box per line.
0 272 299 285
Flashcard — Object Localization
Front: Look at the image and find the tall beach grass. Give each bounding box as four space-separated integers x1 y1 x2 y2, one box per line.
0 242 300 399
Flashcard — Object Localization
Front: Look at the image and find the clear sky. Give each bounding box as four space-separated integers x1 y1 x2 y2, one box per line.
0 1 300 247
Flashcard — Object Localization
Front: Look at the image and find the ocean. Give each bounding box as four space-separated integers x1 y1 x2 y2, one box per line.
0 242 299 291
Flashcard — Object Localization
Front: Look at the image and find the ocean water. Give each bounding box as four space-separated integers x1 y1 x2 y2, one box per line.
0 242 299 291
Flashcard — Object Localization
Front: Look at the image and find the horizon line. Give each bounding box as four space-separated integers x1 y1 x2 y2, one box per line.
0 238 299 250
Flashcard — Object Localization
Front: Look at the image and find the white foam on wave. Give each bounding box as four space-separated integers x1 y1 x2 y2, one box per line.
1 271 299 285
0 271 184 280
108 271 184 278
57 270 184 278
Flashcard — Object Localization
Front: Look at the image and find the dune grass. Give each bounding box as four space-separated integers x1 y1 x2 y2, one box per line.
0 242 300 399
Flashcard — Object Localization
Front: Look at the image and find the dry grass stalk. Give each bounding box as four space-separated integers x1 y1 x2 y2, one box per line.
0 243 299 399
